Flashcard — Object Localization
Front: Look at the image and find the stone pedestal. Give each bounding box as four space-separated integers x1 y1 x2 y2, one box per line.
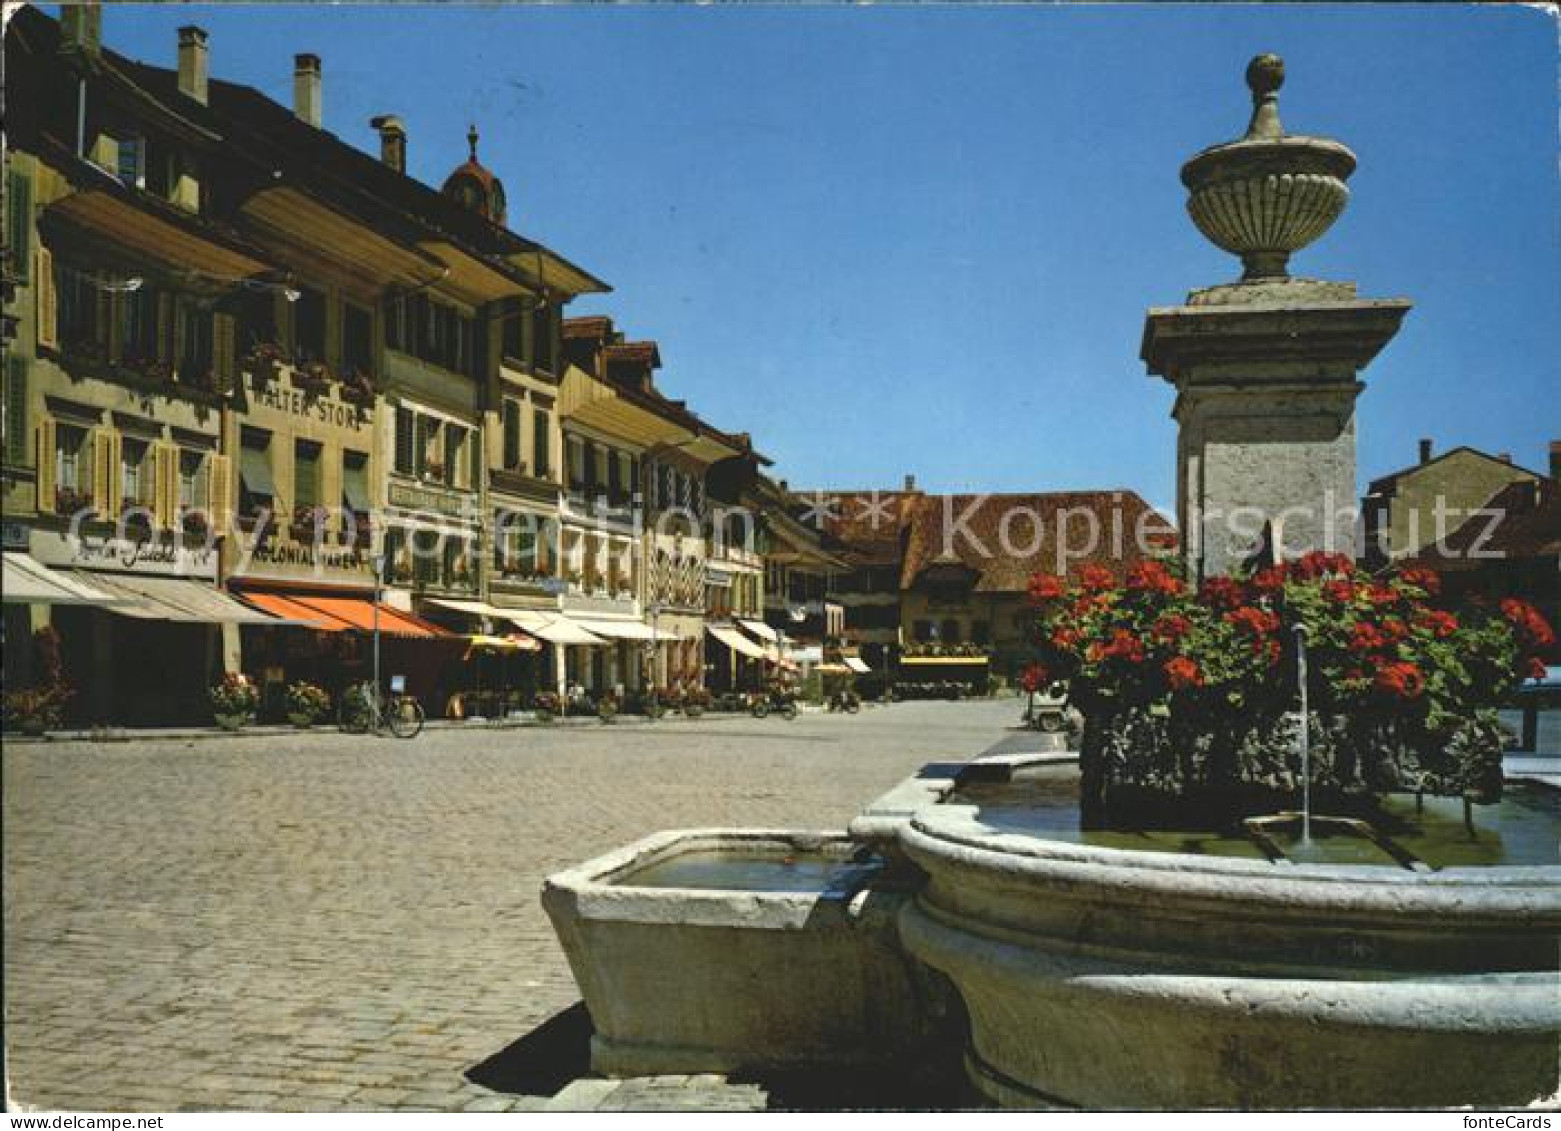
1142 279 1410 580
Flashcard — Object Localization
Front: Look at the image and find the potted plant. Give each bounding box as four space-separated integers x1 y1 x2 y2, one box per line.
284 681 330 728
598 690 620 724
3 685 69 736
210 672 259 730
533 690 561 724
682 686 712 718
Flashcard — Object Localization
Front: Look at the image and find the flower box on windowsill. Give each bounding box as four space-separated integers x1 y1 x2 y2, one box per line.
52 488 95 518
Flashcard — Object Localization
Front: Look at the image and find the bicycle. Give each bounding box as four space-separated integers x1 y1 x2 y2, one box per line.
337 680 425 739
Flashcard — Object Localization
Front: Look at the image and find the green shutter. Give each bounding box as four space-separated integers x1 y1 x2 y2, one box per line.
4 355 28 466
394 404 414 474
7 172 32 287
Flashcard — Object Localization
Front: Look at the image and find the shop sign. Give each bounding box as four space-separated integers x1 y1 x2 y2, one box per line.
30 528 218 579
247 377 371 432
233 537 375 584
388 480 471 517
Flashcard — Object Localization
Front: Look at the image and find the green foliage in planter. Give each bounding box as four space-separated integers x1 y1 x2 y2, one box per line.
1026 554 1552 820
210 672 259 717
285 681 330 722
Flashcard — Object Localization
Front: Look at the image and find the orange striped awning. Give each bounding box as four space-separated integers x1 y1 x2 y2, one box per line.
235 591 449 638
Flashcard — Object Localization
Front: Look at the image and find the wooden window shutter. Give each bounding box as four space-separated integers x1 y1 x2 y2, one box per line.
34 418 56 512
8 172 32 287
394 405 414 474
34 246 57 349
94 429 123 516
207 453 232 530
4 355 27 466
212 312 236 393
155 443 179 528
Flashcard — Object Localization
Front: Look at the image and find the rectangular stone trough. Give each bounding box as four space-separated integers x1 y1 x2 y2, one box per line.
541 828 929 1078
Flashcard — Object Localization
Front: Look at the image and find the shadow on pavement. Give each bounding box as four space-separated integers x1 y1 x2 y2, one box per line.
465 1002 594 1097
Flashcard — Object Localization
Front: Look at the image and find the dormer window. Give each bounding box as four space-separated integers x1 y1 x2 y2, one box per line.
115 137 146 189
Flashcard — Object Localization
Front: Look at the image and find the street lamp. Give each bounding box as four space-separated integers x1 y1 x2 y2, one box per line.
644 601 662 690
371 551 386 716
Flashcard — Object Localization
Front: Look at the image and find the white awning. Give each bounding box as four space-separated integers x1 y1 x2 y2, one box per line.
845 656 871 674
425 597 509 619
709 623 769 662
572 617 658 642
68 571 283 624
2 553 127 605
739 618 780 643
502 610 607 646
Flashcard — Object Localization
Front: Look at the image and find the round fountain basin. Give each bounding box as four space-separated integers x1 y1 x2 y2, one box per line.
898 764 1561 1108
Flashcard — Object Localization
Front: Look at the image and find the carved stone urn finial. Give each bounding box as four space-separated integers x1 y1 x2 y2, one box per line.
1181 54 1356 281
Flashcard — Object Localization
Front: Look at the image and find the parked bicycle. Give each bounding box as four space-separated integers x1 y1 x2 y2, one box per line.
338 680 425 738
750 687 799 721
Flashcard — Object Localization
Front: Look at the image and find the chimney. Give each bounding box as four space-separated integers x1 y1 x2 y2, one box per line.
177 26 209 105
903 474 917 492
370 115 407 174
60 4 103 59
293 53 322 128
1498 452 1512 465
1418 438 1433 465
1549 441 1560 483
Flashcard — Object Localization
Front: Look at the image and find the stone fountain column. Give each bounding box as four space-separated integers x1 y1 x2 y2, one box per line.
1141 55 1412 581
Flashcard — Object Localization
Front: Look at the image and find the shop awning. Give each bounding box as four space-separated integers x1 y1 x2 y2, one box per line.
235 591 450 637
709 623 769 662
465 633 543 654
900 655 990 666
739 619 780 643
503 610 608 646
2 553 126 605
571 617 659 642
844 657 872 674
817 662 853 675
70 571 282 624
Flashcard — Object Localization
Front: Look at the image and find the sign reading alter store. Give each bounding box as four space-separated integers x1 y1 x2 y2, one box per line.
246 376 371 432
31 528 219 579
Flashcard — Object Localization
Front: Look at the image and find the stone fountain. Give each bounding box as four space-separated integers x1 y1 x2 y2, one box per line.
543 57 1561 1110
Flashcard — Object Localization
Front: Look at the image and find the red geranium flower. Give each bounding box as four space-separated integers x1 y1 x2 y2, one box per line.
1087 628 1145 664
1251 565 1288 593
1415 609 1459 639
1028 573 1066 603
1225 606 1280 636
1164 656 1203 690
1366 584 1402 608
1374 661 1426 700
1525 656 1549 681
1077 564 1115 593
1020 663 1049 694
1501 598 1556 650
1322 579 1357 604
1126 560 1182 596
1252 638 1282 667
1294 551 1354 580
1380 617 1409 644
1151 614 1192 643
1398 567 1441 597
1199 576 1245 610
1050 626 1083 651
1350 622 1386 652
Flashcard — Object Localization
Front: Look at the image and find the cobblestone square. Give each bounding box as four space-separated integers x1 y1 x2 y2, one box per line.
4 699 1015 1112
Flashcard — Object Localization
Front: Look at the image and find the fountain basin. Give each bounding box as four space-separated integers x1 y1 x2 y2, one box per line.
899 802 1561 1108
541 829 930 1077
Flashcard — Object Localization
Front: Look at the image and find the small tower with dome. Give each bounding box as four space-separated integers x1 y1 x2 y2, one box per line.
441 124 508 226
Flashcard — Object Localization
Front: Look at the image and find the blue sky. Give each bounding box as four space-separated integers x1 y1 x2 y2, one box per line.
77 3 1559 509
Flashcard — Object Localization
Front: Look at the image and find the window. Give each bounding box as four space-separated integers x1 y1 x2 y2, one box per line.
416 414 441 480
176 299 213 385
115 137 146 189
501 299 525 361
971 620 991 646
607 446 622 500
293 439 321 515
412 529 440 585
121 437 151 510
341 449 370 513
119 285 160 364
912 619 933 644
502 397 523 471
178 449 206 509
941 619 962 645
56 262 101 347
293 287 326 364
583 439 598 492
384 294 405 352
567 435 584 491
236 288 277 353
384 528 410 582
342 303 372 379
533 408 551 477
7 171 32 287
3 356 28 467
532 306 554 372
238 427 275 517
394 405 414 474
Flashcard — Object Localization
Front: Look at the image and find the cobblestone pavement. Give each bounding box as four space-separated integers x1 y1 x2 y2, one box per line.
4 698 1020 1112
